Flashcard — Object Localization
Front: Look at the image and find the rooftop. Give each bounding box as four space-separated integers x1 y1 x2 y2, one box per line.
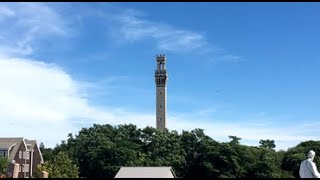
114 167 176 178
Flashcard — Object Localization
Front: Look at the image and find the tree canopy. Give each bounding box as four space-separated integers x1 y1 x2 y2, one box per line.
36 151 79 178
259 139 276 149
0 156 7 176
38 123 317 178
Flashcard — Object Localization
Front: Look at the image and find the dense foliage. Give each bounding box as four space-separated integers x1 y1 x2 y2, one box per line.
39 123 319 178
0 156 7 176
35 151 79 178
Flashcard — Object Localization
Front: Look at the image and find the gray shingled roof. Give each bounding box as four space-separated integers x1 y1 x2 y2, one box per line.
0 138 24 161
25 140 36 149
0 142 15 150
114 167 176 178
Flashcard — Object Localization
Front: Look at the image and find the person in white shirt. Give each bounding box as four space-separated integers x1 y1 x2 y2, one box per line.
299 150 320 178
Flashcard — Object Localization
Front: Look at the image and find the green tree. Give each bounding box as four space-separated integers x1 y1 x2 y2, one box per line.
44 123 310 178
228 136 241 145
217 143 257 178
57 124 146 178
39 142 54 162
180 129 221 178
249 148 281 178
34 161 52 178
259 139 276 149
144 128 186 177
36 151 79 178
0 156 7 176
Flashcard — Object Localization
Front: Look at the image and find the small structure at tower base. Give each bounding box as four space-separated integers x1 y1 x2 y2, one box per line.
114 167 176 178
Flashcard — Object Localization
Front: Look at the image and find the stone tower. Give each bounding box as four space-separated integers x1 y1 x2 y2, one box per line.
155 54 168 130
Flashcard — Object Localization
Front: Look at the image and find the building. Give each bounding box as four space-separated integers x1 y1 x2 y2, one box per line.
115 167 176 178
155 54 168 130
0 138 44 178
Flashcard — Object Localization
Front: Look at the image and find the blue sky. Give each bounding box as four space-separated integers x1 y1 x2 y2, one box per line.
0 2 320 150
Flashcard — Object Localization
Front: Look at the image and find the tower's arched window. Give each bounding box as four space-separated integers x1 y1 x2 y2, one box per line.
161 62 165 70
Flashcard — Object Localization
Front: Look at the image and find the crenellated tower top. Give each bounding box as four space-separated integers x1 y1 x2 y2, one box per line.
156 54 166 71
156 54 166 62
155 54 168 86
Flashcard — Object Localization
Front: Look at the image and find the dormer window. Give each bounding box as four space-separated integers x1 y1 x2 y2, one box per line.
0 150 6 157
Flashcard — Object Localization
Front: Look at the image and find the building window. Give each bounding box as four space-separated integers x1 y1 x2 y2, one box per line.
19 151 22 159
23 151 30 160
0 151 6 157
26 151 30 160
23 164 29 172
19 165 22 172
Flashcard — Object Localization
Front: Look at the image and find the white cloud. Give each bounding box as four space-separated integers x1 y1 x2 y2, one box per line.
106 9 243 63
0 55 318 150
0 6 15 18
0 2 69 56
0 2 241 63
0 56 82 145
111 10 211 53
0 56 156 147
168 113 320 151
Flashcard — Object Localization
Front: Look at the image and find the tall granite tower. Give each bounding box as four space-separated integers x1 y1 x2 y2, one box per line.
155 54 168 130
